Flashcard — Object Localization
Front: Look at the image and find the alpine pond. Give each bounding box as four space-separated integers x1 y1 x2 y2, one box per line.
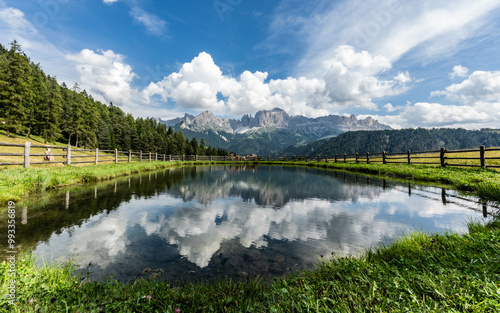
15 165 494 283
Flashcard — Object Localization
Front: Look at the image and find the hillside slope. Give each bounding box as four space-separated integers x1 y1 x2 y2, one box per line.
282 128 500 156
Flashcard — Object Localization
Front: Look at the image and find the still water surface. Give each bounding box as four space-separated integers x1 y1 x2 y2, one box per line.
24 165 493 283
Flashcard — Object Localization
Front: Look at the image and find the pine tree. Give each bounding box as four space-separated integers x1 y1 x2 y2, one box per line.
81 91 99 148
0 41 34 137
40 76 63 143
0 44 9 129
190 137 199 155
199 138 207 155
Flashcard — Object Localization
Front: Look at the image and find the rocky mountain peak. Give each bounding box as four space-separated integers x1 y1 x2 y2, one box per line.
160 108 391 134
253 108 290 128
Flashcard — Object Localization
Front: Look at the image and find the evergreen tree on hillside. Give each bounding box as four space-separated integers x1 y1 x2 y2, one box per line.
190 137 199 156
0 44 10 130
199 138 207 155
39 75 63 143
126 114 137 151
0 41 34 137
80 91 99 148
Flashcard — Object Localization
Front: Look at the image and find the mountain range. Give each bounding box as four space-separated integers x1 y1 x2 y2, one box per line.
158 108 392 155
282 128 500 156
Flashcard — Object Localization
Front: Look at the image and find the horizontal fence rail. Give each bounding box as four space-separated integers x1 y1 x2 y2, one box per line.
1 142 500 170
0 142 236 168
259 145 500 170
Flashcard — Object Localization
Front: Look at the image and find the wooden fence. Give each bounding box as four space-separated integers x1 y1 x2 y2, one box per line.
261 145 500 169
1 142 500 170
0 142 232 168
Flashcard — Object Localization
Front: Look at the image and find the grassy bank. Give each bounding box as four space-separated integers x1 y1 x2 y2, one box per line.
0 160 232 206
1 219 499 312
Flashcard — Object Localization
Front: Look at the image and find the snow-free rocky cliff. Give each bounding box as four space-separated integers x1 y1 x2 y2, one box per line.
158 108 391 155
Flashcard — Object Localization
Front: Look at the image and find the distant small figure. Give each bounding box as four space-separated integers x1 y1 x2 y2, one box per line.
44 147 54 161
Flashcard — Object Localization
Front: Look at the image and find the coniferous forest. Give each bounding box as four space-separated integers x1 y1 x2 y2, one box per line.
0 41 228 156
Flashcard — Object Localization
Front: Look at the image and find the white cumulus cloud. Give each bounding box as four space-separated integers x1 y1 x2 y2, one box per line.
450 65 469 79
433 70 500 105
143 52 329 117
66 49 139 106
320 45 408 110
142 47 409 117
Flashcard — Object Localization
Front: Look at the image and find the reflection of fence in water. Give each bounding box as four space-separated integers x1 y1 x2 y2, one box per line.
14 163 498 227
390 183 494 218
311 168 495 218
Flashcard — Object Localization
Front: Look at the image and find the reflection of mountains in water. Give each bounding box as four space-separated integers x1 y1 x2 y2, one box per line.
20 165 494 284
172 166 385 207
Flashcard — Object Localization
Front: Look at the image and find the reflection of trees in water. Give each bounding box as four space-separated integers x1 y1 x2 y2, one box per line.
171 165 386 207
1 169 183 260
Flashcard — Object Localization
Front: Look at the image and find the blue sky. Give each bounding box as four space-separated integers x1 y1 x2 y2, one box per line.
1 0 500 129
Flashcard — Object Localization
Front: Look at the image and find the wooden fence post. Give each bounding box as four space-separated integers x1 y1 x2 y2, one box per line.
355 153 359 163
128 150 131 162
163 154 166 162
480 145 485 168
169 154 172 162
210 155 213 162
115 149 118 163
407 150 411 165
66 144 71 165
334 154 338 163
440 148 446 167
140 150 142 162
196 155 198 161
155 153 158 161
382 151 386 164
366 152 370 164
24 141 31 168
95 148 99 165
343 153 346 163
148 152 151 161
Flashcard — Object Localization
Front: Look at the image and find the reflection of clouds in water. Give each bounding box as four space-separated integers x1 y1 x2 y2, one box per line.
35 210 130 269
356 187 486 233
32 166 489 278
137 198 406 268
36 194 182 269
